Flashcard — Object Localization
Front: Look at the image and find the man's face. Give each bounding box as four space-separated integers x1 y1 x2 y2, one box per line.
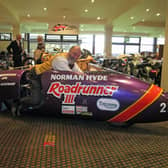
16 34 21 40
69 48 81 62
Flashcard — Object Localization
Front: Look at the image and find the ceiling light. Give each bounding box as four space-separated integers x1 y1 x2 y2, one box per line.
27 14 31 18
43 8 47 11
156 13 160 16
91 0 95 3
84 9 88 13
146 9 150 12
97 16 101 20
63 16 66 19
130 16 134 20
142 19 145 22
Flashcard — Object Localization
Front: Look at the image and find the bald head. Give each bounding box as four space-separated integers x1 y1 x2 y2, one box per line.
68 46 81 61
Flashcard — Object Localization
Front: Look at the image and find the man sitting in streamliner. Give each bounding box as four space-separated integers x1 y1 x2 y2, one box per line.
11 46 83 116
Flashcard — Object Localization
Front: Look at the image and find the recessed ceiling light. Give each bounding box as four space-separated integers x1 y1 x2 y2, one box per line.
97 16 101 20
84 9 88 13
43 8 47 11
130 16 134 20
146 8 150 12
27 14 31 18
156 13 160 16
91 0 95 3
63 16 66 19
142 19 145 22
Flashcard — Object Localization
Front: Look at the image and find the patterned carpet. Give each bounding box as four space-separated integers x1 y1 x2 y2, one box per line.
0 110 168 168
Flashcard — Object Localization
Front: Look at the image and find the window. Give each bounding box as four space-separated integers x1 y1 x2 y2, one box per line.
112 45 124 57
45 34 61 41
0 33 12 41
157 37 165 45
63 35 78 41
112 37 124 43
95 34 104 55
29 34 45 41
140 37 154 52
79 34 93 53
125 45 139 54
126 37 140 44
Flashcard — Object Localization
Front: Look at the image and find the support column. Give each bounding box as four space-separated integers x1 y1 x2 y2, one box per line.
104 24 113 58
161 0 168 91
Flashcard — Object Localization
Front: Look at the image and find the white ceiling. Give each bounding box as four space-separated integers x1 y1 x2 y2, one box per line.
0 0 167 37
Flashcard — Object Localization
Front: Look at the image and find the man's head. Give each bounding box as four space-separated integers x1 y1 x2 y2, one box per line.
16 34 21 41
37 35 43 43
68 46 81 63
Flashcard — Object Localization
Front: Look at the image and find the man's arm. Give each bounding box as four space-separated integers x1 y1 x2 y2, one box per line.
72 63 83 73
7 41 13 53
52 57 72 71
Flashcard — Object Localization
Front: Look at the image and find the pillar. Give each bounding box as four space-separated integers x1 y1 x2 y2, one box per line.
161 0 168 91
104 24 113 58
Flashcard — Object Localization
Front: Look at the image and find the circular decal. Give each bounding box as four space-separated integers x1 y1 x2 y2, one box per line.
96 98 120 111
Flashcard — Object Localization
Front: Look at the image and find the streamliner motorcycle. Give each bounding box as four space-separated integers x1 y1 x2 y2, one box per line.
0 64 168 127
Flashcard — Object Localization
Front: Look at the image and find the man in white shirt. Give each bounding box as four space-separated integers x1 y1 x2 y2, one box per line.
52 46 83 73
11 46 83 116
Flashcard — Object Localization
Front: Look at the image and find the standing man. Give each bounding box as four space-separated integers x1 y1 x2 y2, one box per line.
7 34 23 67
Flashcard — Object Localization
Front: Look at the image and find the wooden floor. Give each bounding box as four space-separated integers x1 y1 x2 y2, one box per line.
0 110 168 168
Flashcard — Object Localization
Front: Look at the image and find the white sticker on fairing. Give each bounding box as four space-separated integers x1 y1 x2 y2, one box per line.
0 82 16 86
62 105 75 115
76 106 88 114
0 73 16 77
97 98 120 111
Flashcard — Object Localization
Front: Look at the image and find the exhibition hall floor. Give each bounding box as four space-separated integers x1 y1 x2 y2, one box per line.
0 110 168 168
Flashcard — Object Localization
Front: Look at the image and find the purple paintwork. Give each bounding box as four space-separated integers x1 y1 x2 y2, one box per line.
0 70 25 100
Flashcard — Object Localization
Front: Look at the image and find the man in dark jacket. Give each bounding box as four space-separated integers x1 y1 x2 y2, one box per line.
7 34 23 67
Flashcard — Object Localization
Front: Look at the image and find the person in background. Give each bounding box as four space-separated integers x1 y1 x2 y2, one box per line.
34 35 46 64
37 35 45 50
7 34 23 67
